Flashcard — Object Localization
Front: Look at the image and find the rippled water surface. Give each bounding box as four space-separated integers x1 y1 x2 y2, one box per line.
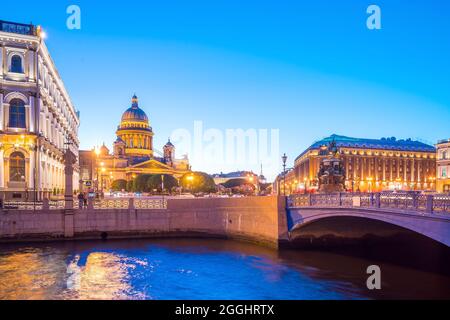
0 238 449 300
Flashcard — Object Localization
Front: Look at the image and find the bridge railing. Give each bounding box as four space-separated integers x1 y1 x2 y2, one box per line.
288 192 450 214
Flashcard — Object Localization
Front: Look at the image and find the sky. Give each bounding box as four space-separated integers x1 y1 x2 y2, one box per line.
2 0 450 180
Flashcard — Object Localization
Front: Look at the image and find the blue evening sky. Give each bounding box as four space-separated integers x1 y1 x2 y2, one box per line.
2 1 449 180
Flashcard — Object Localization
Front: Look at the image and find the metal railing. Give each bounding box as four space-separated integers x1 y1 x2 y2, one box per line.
288 192 450 214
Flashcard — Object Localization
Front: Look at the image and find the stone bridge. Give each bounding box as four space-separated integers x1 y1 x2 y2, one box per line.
1 193 449 248
287 193 450 247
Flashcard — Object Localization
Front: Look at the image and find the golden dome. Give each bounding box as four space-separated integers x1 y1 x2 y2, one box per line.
121 95 148 123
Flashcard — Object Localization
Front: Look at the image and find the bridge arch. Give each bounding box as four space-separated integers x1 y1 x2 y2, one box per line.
288 207 450 247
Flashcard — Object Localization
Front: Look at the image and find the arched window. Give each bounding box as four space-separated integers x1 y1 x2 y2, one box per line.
9 99 26 128
10 55 23 73
10 152 26 182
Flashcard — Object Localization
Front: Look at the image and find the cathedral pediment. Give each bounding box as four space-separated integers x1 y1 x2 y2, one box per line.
130 159 173 170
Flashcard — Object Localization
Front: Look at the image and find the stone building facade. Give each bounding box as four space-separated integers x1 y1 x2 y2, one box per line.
436 139 450 193
290 134 436 193
0 21 80 200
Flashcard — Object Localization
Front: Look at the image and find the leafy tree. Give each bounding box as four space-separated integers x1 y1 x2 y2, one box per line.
111 179 127 191
221 178 249 189
147 174 179 192
133 174 153 192
126 180 134 192
180 172 216 193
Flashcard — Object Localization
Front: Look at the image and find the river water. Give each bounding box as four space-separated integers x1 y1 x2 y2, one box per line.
0 238 449 300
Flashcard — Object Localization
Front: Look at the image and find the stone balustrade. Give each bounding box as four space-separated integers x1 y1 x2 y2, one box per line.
1 197 167 210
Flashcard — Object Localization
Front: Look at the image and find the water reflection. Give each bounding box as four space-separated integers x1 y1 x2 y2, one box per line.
0 238 449 300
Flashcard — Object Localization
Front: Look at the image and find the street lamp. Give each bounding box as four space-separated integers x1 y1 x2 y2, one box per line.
282 153 287 196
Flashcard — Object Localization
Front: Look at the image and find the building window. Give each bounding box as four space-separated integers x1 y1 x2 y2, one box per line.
442 151 447 160
10 55 23 73
442 168 447 178
10 152 26 182
9 99 26 128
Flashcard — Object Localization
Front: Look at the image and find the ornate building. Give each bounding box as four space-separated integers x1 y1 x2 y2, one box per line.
79 95 190 192
289 134 436 193
436 139 450 193
0 21 80 200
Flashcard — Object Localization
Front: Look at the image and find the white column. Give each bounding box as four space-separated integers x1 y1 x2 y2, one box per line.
28 50 35 81
28 151 35 189
0 150 4 188
29 97 35 132
0 47 3 78
0 93 3 130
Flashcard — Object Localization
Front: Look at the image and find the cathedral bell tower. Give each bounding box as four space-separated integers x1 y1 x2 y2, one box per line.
163 139 175 167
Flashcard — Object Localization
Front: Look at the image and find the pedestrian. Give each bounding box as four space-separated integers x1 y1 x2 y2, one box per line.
77 192 84 209
83 192 88 208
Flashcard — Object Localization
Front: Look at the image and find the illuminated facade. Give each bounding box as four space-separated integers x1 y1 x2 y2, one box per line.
0 21 80 200
290 134 436 193
79 95 190 192
436 139 450 193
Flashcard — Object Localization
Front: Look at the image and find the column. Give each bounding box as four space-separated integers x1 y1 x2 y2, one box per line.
382 158 386 181
0 92 3 130
360 157 364 181
418 160 421 183
0 150 4 188
28 151 35 189
0 47 3 78
28 50 35 81
411 158 415 182
404 158 407 182
389 158 393 181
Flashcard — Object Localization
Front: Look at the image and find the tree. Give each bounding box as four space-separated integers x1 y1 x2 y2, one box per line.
147 174 179 193
126 180 134 192
180 172 216 193
111 179 127 191
222 178 249 189
133 174 153 192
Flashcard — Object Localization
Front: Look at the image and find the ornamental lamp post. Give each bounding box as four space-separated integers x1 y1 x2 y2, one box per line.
282 153 287 196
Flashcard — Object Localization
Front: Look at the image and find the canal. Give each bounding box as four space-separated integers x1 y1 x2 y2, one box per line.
0 238 449 300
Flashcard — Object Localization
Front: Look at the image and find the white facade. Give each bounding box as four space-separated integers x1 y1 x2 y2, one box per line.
0 21 80 200
437 139 450 193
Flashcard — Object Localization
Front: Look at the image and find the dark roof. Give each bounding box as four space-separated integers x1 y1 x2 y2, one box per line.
0 20 37 36
295 134 436 162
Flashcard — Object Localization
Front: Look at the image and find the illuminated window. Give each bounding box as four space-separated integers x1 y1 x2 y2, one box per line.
10 152 26 182
9 99 26 128
10 55 23 73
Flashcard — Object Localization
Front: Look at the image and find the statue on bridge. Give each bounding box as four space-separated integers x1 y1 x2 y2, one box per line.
317 139 346 193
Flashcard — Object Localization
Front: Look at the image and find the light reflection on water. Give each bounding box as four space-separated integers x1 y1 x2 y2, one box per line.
0 238 449 300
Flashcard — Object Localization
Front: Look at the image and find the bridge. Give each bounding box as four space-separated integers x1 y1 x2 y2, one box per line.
1 193 449 248
286 192 450 247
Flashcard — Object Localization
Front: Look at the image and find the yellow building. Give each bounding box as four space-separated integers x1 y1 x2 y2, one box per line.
436 139 450 193
79 95 190 192
291 134 436 193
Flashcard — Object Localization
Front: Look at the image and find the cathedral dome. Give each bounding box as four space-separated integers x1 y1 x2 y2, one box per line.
121 95 148 122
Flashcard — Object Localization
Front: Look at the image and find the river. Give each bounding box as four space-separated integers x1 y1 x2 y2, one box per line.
0 238 449 300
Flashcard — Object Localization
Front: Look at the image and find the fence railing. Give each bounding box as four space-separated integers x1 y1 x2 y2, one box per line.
1 197 167 211
288 192 450 214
